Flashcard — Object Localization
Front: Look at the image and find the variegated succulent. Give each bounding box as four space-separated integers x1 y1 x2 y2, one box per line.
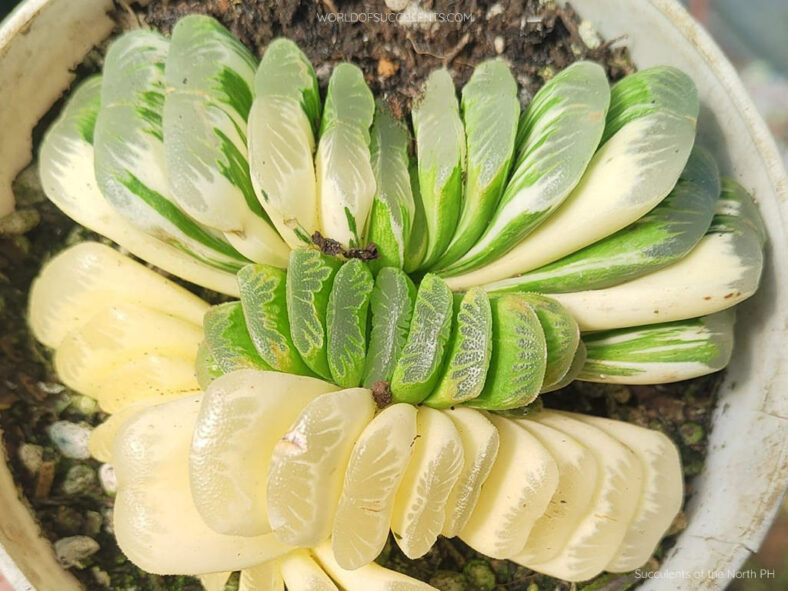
30 13 765 590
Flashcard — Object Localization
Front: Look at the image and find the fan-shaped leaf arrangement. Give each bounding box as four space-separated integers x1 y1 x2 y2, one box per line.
31 14 766 590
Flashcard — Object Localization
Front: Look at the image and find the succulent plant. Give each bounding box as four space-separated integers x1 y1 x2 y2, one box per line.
29 13 766 590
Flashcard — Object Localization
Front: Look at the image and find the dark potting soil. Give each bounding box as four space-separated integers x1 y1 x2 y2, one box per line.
0 1 715 590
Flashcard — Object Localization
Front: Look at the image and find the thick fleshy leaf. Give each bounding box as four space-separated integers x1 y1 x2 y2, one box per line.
28 241 208 348
237 264 313 376
411 69 465 268
391 274 454 404
204 301 271 373
239 562 284 591
516 411 643 581
112 395 292 575
442 61 609 276
195 340 223 389
313 542 437 590
441 408 500 538
424 288 493 408
541 341 587 393
316 64 375 247
459 413 558 559
190 370 338 537
326 259 375 387
390 407 464 559
467 294 547 410
286 249 343 379
255 38 321 132
486 145 719 294
280 550 339 591
39 77 239 294
446 66 698 290
54 303 202 408
332 404 417 569
266 388 376 547
573 414 683 573
436 59 519 268
362 267 417 388
403 159 428 273
94 30 248 272
547 184 764 331
248 39 321 248
367 100 415 270
579 310 735 384
517 293 580 391
164 15 289 265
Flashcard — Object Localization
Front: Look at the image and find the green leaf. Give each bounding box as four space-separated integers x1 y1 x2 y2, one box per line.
467 294 546 410
367 100 415 271
390 274 454 404
164 16 289 266
316 64 376 247
248 40 321 248
446 65 698 291
716 178 767 246
237 263 313 376
411 69 465 269
204 301 271 373
363 267 417 388
541 341 586 393
515 293 580 391
579 310 734 384
423 288 493 408
547 183 764 331
286 249 343 379
94 30 248 272
436 60 520 269
442 61 609 276
195 340 224 389
326 259 375 387
486 145 720 293
403 159 428 274
255 38 321 132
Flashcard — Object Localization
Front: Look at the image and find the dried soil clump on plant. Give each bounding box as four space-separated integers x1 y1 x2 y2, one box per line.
0 1 709 590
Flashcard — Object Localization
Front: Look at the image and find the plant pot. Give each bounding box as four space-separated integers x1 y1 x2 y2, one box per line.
0 0 785 590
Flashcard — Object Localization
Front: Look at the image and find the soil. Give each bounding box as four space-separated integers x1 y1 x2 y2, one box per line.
0 1 714 591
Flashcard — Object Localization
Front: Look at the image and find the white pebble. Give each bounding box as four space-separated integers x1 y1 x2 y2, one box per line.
99 463 117 494
18 443 43 473
494 36 505 54
48 421 92 460
384 0 409 11
486 2 504 19
54 536 99 567
579 20 602 49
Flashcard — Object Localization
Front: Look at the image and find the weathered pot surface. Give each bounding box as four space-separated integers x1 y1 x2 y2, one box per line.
0 1 785 590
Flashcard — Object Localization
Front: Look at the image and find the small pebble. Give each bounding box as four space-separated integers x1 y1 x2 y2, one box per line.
18 443 43 474
84 511 103 536
578 20 603 49
62 464 96 496
429 571 466 591
679 422 704 445
70 395 99 416
48 421 92 459
463 559 496 590
494 36 505 54
91 567 111 587
99 463 117 495
377 57 399 79
37 381 65 395
315 63 332 85
54 536 100 568
486 2 504 19
0 209 39 235
384 0 409 11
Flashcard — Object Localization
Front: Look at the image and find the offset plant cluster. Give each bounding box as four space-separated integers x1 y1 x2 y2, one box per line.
29 12 766 590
